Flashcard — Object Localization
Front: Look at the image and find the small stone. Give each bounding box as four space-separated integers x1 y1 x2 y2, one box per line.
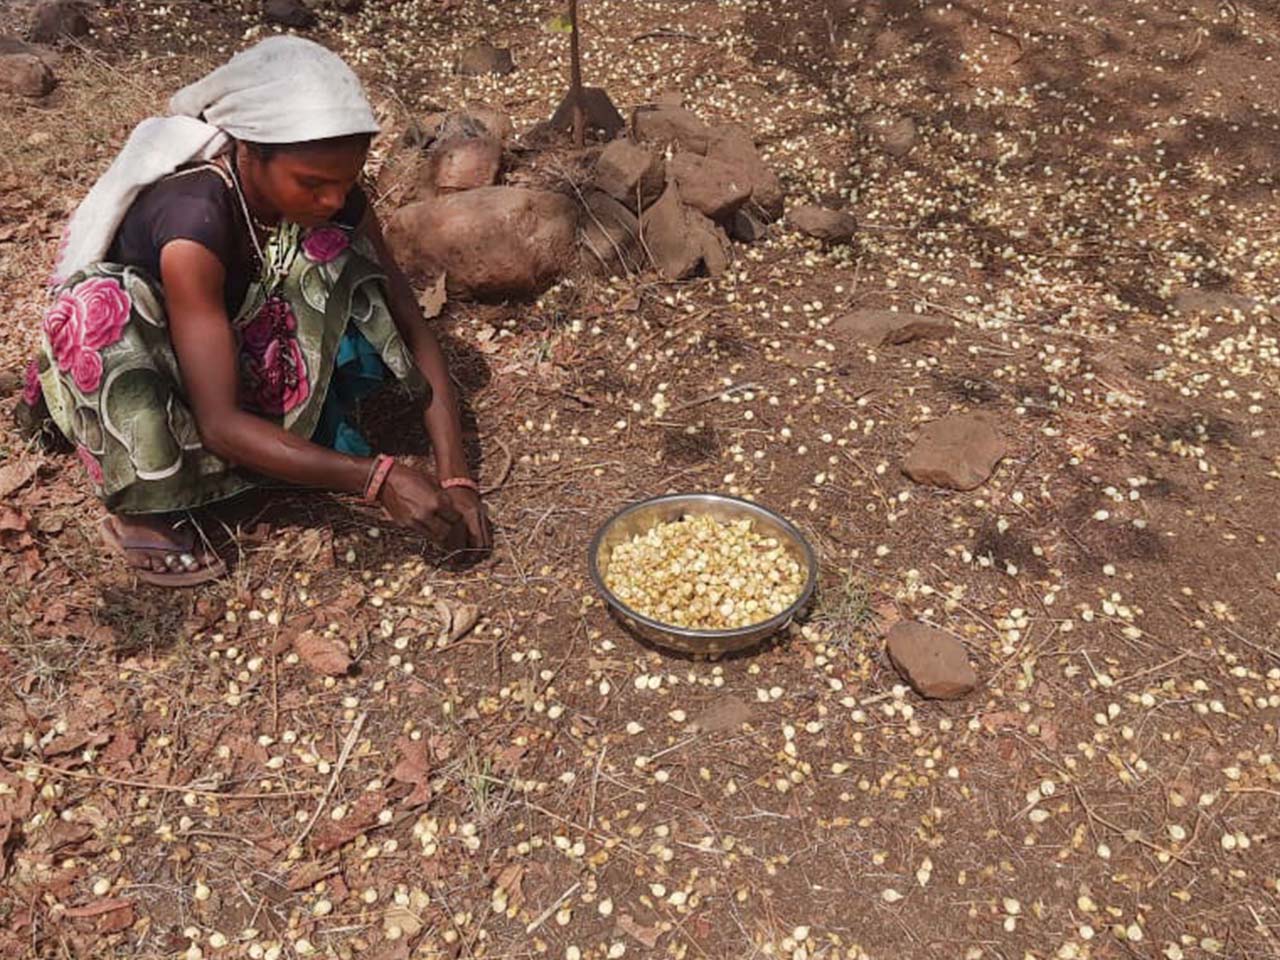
263 0 317 29
456 42 515 76
593 139 665 211
886 622 977 700
727 208 769 243
1169 288 1268 318
787 204 857 244
830 310 953 347
0 52 56 97
549 87 625 141
668 152 753 221
901 412 1007 491
632 105 715 154
29 0 90 44
878 116 918 157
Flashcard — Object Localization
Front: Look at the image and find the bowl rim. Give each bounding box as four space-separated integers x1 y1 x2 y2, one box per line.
587 492 819 641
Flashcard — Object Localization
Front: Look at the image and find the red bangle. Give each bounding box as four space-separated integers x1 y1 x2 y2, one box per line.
363 454 396 502
441 476 479 492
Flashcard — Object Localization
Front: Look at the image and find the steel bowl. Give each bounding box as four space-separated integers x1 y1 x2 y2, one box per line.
588 493 818 656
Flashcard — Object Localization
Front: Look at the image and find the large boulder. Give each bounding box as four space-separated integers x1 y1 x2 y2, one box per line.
706 125 784 221
668 151 752 221
0 52 55 97
640 183 731 280
385 187 579 300
29 1 89 43
787 203 857 244
632 105 715 154
579 190 642 277
592 139 664 211
456 42 514 76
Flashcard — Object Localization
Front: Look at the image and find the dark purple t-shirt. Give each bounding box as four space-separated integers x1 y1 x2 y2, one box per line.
106 163 367 317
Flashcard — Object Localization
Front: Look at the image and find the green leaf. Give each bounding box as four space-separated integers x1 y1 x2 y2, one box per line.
545 13 574 33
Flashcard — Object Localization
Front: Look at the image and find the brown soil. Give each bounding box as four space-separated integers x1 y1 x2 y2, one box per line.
2 1 1280 959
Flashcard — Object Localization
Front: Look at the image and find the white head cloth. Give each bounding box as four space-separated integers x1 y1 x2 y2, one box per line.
53 35 379 283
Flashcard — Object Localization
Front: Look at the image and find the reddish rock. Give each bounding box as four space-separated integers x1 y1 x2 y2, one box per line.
886 622 977 700
668 151 752 221
579 190 642 277
263 0 316 29
831 310 953 347
456 42 514 76
901 412 1006 491
707 124 784 221
640 183 731 280
878 115 918 157
727 208 769 243
787 203 857 243
385 187 579 300
0 53 55 97
550 86 625 141
633 104 714 153
29 0 89 43
593 139 665 211
425 134 502 193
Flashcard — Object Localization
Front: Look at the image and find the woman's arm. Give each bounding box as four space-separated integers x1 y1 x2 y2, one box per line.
355 206 493 550
161 239 465 546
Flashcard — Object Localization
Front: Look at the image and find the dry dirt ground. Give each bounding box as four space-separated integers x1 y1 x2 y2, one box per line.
3 1 1280 958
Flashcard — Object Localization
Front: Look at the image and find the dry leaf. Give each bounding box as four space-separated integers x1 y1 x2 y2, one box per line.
495 863 525 912
0 458 38 500
418 272 447 319
435 601 480 644
617 914 662 948
293 631 352 677
391 736 432 807
383 887 430 938
61 898 135 920
311 790 386 853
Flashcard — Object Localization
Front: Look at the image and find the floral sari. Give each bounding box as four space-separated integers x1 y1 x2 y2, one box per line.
26 220 422 514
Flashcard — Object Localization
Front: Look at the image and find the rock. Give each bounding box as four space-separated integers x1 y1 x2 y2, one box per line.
263 0 317 28
456 42 514 76
632 105 714 154
29 1 89 44
787 203 857 244
425 134 502 193
455 103 513 141
579 190 642 277
878 115 918 157
592 139 664 211
706 125 784 221
640 183 731 280
886 622 977 700
728 208 768 243
668 152 752 221
830 310 952 347
1170 288 1269 318
0 52 55 97
691 695 752 732
654 90 684 108
334 0 362 11
550 86 625 141
901 412 1006 491
385 187 579 300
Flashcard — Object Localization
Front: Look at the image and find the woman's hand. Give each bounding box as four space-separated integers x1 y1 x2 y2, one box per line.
378 465 468 550
442 485 493 552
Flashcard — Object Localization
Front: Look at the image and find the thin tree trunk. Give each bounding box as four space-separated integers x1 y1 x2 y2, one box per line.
568 0 585 147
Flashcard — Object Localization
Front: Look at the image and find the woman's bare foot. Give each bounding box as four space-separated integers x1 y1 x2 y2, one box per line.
100 514 226 586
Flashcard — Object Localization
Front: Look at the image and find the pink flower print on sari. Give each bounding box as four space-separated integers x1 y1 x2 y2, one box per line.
21 358 42 407
240 296 311 415
42 278 131 394
301 225 350 264
76 444 104 487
